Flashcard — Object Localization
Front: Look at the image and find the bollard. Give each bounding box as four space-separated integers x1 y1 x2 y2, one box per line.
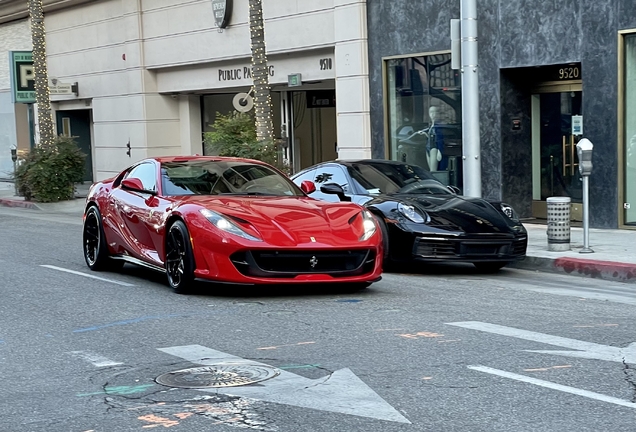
547 196 571 252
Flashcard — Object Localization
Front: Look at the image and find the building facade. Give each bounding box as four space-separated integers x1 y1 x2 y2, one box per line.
367 1 636 229
0 0 372 182
0 18 31 179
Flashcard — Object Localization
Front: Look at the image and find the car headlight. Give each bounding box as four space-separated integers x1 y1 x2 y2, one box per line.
500 203 519 221
200 209 262 242
397 202 429 224
359 210 377 241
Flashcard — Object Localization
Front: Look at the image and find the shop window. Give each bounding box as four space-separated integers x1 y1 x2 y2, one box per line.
385 54 462 188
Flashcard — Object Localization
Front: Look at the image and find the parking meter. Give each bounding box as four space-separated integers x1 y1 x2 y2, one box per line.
576 138 594 253
10 148 17 163
576 138 593 176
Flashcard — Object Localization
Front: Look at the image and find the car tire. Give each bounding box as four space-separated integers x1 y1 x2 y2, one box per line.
473 261 507 273
165 220 196 294
83 206 123 271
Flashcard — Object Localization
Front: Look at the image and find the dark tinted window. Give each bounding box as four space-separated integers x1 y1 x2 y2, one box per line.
292 168 316 185
347 161 450 195
311 165 350 202
161 160 303 196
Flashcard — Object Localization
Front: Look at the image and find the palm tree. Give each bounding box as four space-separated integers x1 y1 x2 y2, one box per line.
248 0 274 142
28 0 55 147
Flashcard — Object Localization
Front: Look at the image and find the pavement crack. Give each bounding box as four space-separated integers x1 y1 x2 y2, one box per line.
622 358 636 403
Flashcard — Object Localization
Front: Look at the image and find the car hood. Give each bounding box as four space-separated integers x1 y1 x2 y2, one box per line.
375 193 519 234
176 195 368 247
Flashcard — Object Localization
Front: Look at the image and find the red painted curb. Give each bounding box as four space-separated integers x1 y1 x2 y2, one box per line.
554 257 636 281
0 198 39 210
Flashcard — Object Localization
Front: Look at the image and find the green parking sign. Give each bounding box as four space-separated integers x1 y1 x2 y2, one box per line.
9 51 35 104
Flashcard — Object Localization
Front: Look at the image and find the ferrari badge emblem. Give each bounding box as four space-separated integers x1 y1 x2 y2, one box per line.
310 236 316 242
309 256 318 269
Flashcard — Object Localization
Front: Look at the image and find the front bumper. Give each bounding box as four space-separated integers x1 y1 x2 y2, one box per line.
411 234 527 262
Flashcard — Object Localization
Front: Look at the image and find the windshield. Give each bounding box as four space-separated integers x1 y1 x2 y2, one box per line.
161 160 304 197
347 161 452 195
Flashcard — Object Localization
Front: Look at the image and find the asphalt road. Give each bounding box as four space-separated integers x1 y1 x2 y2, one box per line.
0 207 635 432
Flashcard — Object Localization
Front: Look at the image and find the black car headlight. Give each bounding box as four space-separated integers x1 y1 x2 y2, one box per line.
500 203 519 221
200 209 262 242
397 203 430 224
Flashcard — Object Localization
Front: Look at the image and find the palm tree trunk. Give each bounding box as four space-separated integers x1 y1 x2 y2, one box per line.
249 0 274 142
28 0 55 147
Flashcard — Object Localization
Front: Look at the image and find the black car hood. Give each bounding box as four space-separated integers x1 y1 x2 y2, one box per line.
372 193 519 234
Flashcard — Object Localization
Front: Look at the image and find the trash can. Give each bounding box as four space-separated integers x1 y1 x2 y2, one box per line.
547 197 571 251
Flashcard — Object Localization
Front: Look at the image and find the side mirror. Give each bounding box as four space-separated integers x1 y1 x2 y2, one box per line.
300 180 316 195
121 177 156 195
320 183 351 202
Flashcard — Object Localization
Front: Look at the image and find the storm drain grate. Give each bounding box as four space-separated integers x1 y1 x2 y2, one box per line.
156 364 280 389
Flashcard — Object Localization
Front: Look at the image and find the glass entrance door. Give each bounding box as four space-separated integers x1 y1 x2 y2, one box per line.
532 91 583 220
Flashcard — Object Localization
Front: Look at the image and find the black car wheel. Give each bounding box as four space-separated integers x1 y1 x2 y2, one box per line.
83 206 123 271
473 261 507 273
165 220 196 294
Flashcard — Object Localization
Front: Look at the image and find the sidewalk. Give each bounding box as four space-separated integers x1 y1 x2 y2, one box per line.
511 223 636 284
0 181 88 214
2 180 636 284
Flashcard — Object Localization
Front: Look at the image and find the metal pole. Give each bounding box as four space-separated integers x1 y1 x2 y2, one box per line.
460 0 481 198
13 161 17 195
580 175 594 253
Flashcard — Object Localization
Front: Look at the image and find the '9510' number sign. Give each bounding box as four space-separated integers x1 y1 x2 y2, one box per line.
320 58 333 70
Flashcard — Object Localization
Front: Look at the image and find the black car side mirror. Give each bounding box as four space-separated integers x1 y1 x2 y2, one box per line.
320 183 351 202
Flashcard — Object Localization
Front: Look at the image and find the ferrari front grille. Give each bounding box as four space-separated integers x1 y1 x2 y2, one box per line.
231 250 375 278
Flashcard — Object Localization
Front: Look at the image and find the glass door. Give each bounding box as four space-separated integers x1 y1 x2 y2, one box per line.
532 91 583 220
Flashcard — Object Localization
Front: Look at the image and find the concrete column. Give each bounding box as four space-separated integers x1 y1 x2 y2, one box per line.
179 95 203 156
334 0 371 159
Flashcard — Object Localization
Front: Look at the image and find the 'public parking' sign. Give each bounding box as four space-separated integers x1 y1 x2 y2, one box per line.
9 51 35 104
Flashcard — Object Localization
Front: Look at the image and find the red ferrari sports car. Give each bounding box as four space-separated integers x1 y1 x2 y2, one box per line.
82 156 383 293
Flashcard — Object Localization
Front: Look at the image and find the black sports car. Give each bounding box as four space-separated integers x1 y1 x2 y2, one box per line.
291 160 527 271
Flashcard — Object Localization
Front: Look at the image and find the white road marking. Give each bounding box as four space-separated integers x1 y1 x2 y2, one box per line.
40 265 135 287
469 365 636 409
447 321 636 363
69 351 123 367
158 344 410 424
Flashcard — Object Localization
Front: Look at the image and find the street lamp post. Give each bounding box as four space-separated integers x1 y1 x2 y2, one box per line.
460 0 481 198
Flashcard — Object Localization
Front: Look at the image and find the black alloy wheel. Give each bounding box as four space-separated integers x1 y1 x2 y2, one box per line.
83 206 121 271
165 220 196 294
473 261 507 273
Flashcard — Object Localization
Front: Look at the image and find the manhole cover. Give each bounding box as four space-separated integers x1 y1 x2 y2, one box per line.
156 364 280 389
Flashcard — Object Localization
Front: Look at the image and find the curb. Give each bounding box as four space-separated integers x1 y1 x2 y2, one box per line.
0 197 40 210
511 256 636 284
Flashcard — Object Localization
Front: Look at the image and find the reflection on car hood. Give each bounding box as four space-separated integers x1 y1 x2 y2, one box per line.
177 195 366 246
381 193 517 234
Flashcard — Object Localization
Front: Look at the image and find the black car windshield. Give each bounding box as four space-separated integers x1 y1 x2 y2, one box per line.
161 160 304 197
347 161 452 195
